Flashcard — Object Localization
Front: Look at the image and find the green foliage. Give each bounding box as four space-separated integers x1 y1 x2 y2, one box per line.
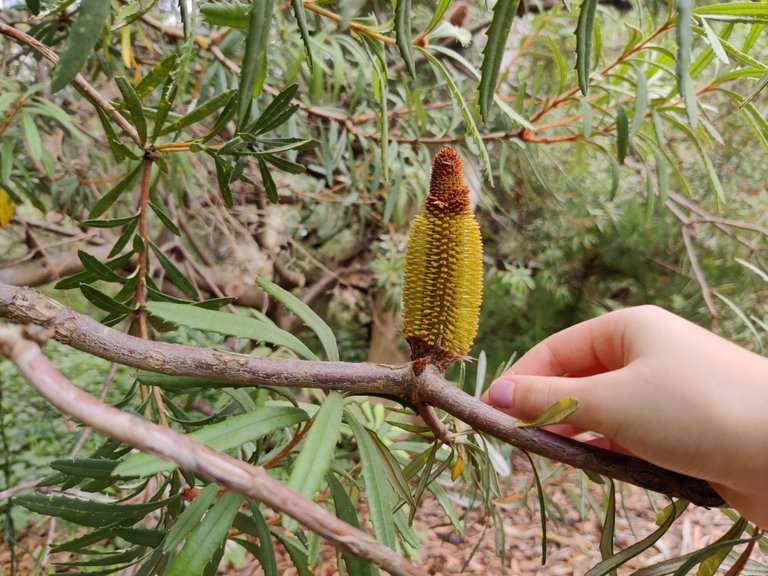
0 0 767 574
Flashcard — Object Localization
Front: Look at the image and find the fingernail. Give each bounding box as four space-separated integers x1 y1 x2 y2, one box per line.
490 378 514 409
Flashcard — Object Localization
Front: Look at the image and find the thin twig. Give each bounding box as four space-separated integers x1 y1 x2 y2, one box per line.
0 323 425 576
0 19 142 147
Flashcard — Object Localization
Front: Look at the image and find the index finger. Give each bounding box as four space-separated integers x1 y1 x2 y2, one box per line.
508 309 632 377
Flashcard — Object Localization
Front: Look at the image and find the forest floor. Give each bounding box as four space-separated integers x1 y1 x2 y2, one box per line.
4 455 766 575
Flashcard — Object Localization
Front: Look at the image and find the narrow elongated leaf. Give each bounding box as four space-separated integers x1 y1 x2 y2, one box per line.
630 67 647 136
150 77 178 142
148 200 181 236
14 494 178 528
615 102 628 164
347 412 397 549
698 517 748 576
80 284 133 314
22 112 42 161
135 53 179 99
82 214 138 228
116 76 147 144
599 480 616 564
255 277 338 361
238 0 276 127
89 164 142 219
212 154 233 207
515 398 579 428
676 0 697 127
291 0 313 69
116 406 308 477
283 392 343 531
478 0 519 121
272 531 312 576
575 0 599 96
395 0 415 78
96 107 137 162
149 241 198 299
586 501 688 576
246 84 299 135
327 473 374 576
740 67 768 108
158 89 236 136
146 301 316 359
51 0 111 92
248 505 278 575
49 458 120 480
417 48 492 178
200 2 250 29
78 250 125 283
166 491 244 576
258 157 279 203
163 483 219 553
693 2 768 16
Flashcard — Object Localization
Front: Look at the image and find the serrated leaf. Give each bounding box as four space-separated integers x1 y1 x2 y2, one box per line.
395 0 415 78
676 0 697 127
146 301 316 359
166 491 244 576
149 241 199 299
575 0 599 96
347 411 397 550
135 53 178 99
291 0 313 69
116 76 147 144
158 89 236 136
478 0 519 121
238 0 275 127
283 392 343 531
150 77 177 142
255 277 338 361
515 398 579 428
89 164 142 219
14 494 178 528
116 406 308 477
80 284 133 314
257 157 279 203
51 0 111 92
327 473 374 576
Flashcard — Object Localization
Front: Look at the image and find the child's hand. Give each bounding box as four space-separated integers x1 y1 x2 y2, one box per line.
481 305 768 528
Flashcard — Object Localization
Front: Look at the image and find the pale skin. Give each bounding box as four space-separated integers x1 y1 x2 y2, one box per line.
481 305 768 528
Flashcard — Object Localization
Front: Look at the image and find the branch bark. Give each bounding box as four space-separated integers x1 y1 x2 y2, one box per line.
0 323 424 576
0 282 725 507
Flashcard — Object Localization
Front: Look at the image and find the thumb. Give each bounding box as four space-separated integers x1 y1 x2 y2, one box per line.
482 373 611 433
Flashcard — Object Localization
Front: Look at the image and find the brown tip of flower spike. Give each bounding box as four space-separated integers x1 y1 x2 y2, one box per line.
402 147 483 372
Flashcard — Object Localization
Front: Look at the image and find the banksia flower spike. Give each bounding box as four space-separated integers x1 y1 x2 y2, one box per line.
402 147 483 372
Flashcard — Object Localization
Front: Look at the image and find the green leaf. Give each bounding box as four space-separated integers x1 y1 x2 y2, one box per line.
149 241 199 299
51 0 111 92
575 0 599 96
150 77 178 142
395 0 415 78
49 458 121 480
148 200 181 236
158 89 236 136
599 480 616 564
630 67 647 137
693 2 768 17
255 277 339 361
89 164 142 219
96 107 137 162
615 102 628 164
22 111 42 161
478 0 519 121
116 76 147 144
257 157 279 203
272 531 312 576
547 36 568 94
715 292 763 351
82 214 138 228
675 0 697 127
78 250 125 283
586 501 688 576
135 53 179 99
163 483 219 553
524 451 548 563
417 48 492 179
327 473 374 576
246 84 298 135
116 406 308 477
146 301 317 359
740 67 768 108
14 493 178 528
291 0 313 69
698 517 748 576
109 217 139 258
515 398 579 428
80 284 133 314
421 0 452 35
673 537 758 576
283 392 343 531
166 491 244 576
200 2 250 29
241 505 278 575
212 155 233 208
238 0 276 127
347 411 397 549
